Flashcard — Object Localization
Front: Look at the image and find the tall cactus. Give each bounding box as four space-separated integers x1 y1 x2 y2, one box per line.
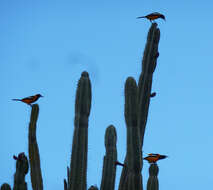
147 164 159 190
120 77 142 190
138 23 160 147
100 125 117 190
13 152 29 190
69 71 92 190
119 23 161 190
28 104 43 190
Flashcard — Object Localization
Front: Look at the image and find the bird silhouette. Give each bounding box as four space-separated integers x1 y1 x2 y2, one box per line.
143 153 168 163
137 12 165 22
12 94 43 106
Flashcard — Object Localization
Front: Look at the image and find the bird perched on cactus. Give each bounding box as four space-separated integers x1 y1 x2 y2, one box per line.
12 94 43 106
144 153 167 163
137 12 165 22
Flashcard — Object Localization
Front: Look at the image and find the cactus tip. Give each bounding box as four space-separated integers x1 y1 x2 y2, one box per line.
81 71 89 77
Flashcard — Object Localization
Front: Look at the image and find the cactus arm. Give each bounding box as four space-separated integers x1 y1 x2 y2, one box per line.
125 77 142 190
147 164 159 190
119 77 143 190
119 23 161 190
13 153 29 190
69 71 92 190
88 185 98 190
138 23 160 147
100 125 117 190
1 183 11 190
28 104 43 190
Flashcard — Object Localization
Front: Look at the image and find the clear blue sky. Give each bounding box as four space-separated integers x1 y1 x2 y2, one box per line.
1 0 213 189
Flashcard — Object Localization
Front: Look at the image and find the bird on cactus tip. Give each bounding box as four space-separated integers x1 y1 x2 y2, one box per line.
137 12 166 22
143 153 168 163
12 94 43 106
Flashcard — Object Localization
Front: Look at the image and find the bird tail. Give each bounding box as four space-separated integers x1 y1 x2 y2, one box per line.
12 99 21 101
137 16 146 19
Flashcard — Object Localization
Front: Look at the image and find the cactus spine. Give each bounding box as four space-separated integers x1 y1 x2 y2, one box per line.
13 153 29 190
118 23 161 190
147 164 159 190
28 104 43 190
100 125 117 190
69 71 92 190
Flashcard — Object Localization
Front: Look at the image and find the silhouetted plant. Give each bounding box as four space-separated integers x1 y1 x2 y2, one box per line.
0 183 11 190
13 152 29 190
147 164 159 190
2 23 163 190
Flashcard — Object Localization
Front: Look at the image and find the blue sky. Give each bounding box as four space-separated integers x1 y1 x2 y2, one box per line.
1 0 213 189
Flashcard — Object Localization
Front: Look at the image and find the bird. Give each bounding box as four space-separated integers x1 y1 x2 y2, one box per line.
12 94 43 106
137 12 165 22
143 153 168 163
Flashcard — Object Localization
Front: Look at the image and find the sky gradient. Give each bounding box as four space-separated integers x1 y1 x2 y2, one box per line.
1 0 213 189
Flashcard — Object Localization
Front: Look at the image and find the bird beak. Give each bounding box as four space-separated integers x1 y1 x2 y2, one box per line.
41 95 44 97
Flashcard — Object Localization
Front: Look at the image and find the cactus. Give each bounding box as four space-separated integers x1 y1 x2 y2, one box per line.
118 23 160 190
138 23 160 147
13 152 29 190
2 23 164 190
28 104 43 190
100 125 117 190
88 185 98 190
68 71 92 190
0 184 11 190
147 164 159 190
118 77 142 190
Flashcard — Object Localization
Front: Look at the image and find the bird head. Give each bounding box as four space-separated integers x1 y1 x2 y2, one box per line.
160 14 166 21
36 94 44 98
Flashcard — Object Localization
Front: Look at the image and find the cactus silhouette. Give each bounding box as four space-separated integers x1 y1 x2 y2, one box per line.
118 23 160 190
2 23 164 190
0 183 11 190
13 152 29 190
68 71 92 190
28 104 43 190
88 185 98 190
138 23 160 147
147 164 159 190
100 125 117 190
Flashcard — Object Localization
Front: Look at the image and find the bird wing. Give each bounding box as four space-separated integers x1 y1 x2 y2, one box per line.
152 12 162 16
22 95 34 100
